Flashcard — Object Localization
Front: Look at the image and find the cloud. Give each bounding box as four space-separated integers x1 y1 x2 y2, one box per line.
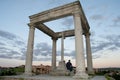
91 34 120 53
33 56 51 61
15 40 25 46
90 30 96 37
0 30 25 48
69 51 75 59
0 30 17 40
0 49 21 59
89 14 106 27
108 47 118 51
59 34 120 60
33 42 53 61
0 54 12 59
92 54 101 59
1 30 119 61
0 42 5 46
90 14 105 20
61 17 73 30
113 16 120 25
105 35 120 48
90 34 120 59
92 42 112 53
34 43 52 56
0 30 26 60
56 47 75 58
110 16 120 27
0 30 53 61
0 41 53 61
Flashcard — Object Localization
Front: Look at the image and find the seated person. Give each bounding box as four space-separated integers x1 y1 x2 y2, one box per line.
66 60 73 72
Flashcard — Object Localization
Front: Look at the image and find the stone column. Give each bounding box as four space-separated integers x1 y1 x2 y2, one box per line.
61 32 65 61
54 32 68 76
73 12 88 79
25 24 35 76
51 38 57 70
85 33 94 75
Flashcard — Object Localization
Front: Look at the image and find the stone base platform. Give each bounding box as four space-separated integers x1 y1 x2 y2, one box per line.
50 61 71 76
0 75 106 80
0 75 74 80
50 69 70 76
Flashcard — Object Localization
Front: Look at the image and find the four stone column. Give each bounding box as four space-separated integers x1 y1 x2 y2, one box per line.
25 13 93 78
51 38 57 70
25 24 35 76
25 22 93 78
85 33 94 75
73 12 88 79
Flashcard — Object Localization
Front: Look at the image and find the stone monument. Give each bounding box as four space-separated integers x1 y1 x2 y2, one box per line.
25 1 94 79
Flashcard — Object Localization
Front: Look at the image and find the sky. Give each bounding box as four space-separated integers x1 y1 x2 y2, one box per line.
0 0 120 68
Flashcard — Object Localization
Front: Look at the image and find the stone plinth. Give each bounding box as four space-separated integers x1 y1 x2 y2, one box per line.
50 61 70 76
57 61 66 70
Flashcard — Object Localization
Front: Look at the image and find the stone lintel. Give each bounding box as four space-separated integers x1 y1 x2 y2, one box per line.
35 23 56 38
32 21 88 39
56 30 74 38
81 16 90 34
29 1 80 23
29 1 90 36
80 5 90 33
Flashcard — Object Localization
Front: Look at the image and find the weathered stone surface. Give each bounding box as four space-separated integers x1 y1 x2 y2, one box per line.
25 25 35 76
29 1 80 23
28 1 90 39
73 12 89 79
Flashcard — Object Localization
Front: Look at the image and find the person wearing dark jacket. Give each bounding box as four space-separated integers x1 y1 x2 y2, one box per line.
66 60 73 72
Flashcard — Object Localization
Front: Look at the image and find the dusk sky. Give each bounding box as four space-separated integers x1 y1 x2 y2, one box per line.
0 0 120 68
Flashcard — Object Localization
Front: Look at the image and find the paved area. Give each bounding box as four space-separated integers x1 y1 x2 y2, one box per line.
2 75 106 80
91 76 106 80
